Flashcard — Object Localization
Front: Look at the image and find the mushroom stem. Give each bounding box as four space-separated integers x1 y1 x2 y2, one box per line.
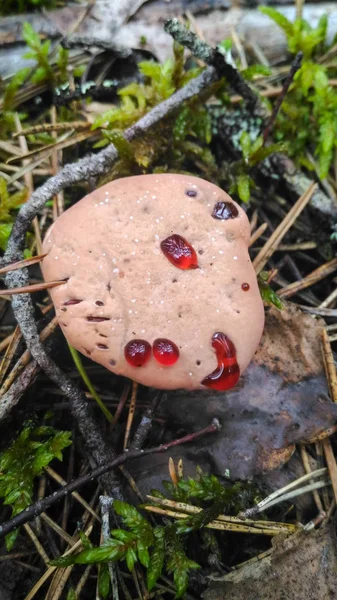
0 279 66 296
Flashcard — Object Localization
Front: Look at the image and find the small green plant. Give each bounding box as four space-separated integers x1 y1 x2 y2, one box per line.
0 422 72 550
258 271 284 309
51 470 256 598
1 22 71 127
0 177 29 251
92 42 216 175
260 7 337 179
229 132 288 202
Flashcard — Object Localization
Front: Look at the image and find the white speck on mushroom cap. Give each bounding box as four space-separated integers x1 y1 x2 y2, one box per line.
41 174 264 391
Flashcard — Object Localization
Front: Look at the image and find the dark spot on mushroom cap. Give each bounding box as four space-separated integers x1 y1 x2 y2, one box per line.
172 278 178 283
97 343 109 350
119 271 125 279
185 189 197 197
64 298 82 306
61 307 67 312
196 360 201 366
99 333 108 338
95 300 104 306
198 249 204 255
86 316 111 322
212 201 239 220
109 359 116 366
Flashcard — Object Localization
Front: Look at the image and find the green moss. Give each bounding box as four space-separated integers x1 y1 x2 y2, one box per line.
260 8 337 179
0 422 71 549
0 0 58 16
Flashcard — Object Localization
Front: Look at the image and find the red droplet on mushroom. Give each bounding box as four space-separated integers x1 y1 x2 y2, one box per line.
201 332 240 391
153 338 180 366
212 201 239 220
124 339 151 367
160 234 199 270
241 283 250 291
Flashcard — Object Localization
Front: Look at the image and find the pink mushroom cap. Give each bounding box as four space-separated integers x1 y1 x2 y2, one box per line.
41 174 264 390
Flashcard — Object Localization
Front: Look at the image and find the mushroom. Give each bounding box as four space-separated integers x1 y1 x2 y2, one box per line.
41 174 264 391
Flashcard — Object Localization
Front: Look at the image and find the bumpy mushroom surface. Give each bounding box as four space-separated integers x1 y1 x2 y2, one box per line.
41 174 264 390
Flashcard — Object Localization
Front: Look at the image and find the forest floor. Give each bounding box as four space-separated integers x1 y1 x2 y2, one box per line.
0 1 337 599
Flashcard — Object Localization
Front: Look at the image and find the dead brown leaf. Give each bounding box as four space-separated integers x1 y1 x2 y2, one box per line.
151 304 337 479
204 522 337 600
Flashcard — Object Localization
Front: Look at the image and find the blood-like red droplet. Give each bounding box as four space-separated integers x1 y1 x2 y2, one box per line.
212 201 239 220
160 234 199 270
124 339 151 367
153 338 180 366
241 283 250 291
201 332 240 391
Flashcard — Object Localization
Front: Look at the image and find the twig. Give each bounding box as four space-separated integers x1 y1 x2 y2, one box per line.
0 325 22 385
111 384 131 427
61 35 132 58
300 445 324 514
50 105 65 219
12 122 90 138
24 525 94 600
100 496 119 600
0 253 47 276
24 522 50 564
14 114 43 255
124 381 138 450
262 52 303 143
45 466 100 522
319 287 337 309
249 222 268 247
278 258 337 299
241 467 328 518
75 566 93 598
164 18 258 109
0 361 38 421
145 496 298 533
129 390 164 451
322 439 337 505
243 480 331 516
0 316 58 397
68 344 113 423
321 330 337 511
253 183 317 274
296 305 337 317
0 420 220 538
321 329 337 403
0 279 66 296
40 512 75 546
144 505 292 536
